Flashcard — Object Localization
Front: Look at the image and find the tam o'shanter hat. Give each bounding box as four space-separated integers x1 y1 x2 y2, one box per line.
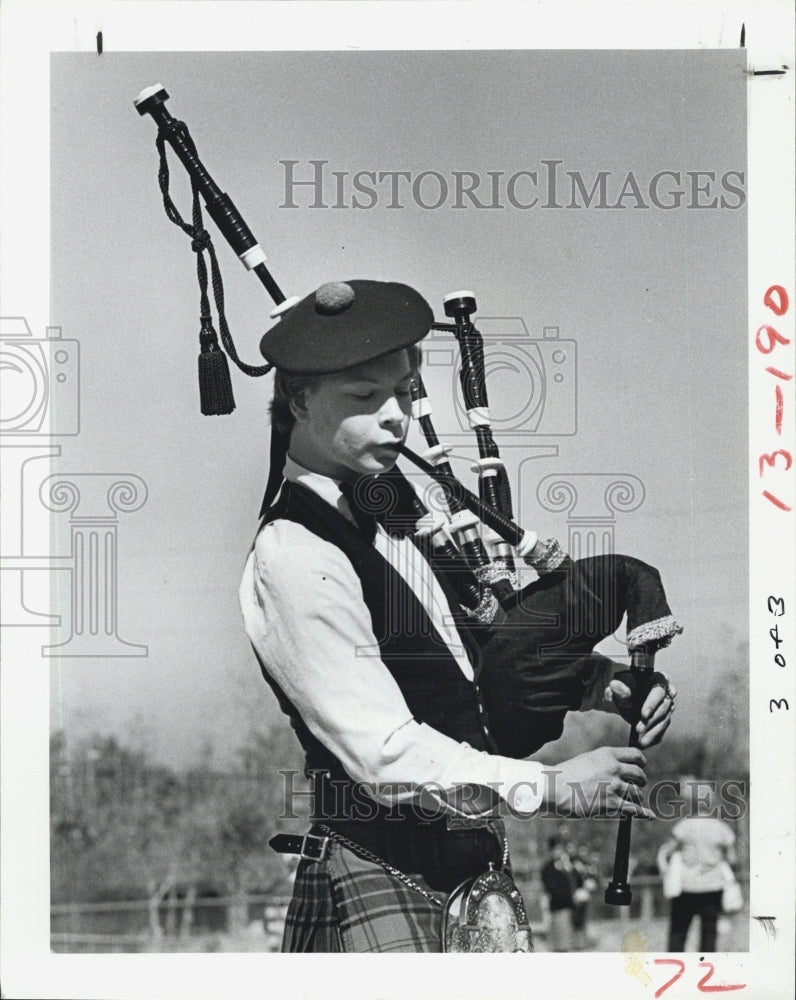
259 279 434 514
259 279 433 373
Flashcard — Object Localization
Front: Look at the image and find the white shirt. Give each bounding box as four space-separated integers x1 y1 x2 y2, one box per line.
239 458 614 820
671 818 735 893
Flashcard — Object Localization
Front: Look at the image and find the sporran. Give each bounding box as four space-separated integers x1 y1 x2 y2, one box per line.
442 863 534 953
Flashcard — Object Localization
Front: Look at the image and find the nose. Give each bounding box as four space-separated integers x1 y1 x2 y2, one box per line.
378 395 407 428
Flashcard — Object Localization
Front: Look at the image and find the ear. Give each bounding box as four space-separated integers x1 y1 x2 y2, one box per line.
288 392 309 423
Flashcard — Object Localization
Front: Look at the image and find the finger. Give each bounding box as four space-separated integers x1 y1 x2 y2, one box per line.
639 677 677 718
638 695 675 731
639 686 667 720
609 780 643 807
613 747 647 766
641 677 678 716
637 715 673 749
607 679 632 705
636 697 674 733
608 679 632 698
609 785 652 815
618 764 648 787
618 802 655 820
640 703 674 735
626 778 645 800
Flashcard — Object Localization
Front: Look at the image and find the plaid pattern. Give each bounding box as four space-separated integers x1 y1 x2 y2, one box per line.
282 840 446 953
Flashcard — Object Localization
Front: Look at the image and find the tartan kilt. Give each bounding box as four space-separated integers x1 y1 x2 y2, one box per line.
282 839 447 953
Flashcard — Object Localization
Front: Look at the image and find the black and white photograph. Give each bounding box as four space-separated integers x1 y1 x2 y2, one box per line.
0 2 793 998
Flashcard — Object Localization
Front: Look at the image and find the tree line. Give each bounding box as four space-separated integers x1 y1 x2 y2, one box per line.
51 653 748 931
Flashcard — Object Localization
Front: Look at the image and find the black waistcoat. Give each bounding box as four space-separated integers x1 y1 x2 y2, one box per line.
254 482 491 778
251 481 504 888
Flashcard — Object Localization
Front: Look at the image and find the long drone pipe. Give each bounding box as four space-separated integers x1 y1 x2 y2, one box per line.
134 84 287 307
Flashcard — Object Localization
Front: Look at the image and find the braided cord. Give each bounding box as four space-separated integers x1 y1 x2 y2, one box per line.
155 123 271 378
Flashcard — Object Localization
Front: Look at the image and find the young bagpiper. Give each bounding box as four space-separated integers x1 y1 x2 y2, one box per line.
239 279 675 952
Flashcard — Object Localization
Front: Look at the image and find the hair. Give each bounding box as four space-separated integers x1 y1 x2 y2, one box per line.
269 371 322 437
270 344 422 438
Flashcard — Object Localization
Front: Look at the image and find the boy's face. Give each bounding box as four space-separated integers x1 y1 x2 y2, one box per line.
291 348 415 482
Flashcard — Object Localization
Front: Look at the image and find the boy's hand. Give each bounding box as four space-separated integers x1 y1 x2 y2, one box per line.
606 670 676 748
543 746 653 819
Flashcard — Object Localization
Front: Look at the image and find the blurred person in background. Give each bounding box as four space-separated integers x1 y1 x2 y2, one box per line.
571 844 600 950
657 777 737 952
541 836 578 952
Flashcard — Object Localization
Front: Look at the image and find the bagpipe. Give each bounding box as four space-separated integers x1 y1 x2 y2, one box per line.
135 84 682 906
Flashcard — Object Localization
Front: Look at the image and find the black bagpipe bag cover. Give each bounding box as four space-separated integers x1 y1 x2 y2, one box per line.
478 554 676 758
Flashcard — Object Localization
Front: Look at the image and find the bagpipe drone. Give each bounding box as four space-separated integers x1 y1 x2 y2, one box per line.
134 84 683 906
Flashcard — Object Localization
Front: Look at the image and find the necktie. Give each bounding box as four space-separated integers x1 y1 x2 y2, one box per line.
340 476 417 542
339 480 379 542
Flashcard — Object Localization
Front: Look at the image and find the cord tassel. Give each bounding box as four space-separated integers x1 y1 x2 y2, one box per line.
198 320 236 415
153 127 269 419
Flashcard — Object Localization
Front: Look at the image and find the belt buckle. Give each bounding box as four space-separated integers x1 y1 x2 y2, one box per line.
300 832 330 862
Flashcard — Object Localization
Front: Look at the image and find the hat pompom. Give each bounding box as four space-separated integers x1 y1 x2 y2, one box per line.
315 281 355 314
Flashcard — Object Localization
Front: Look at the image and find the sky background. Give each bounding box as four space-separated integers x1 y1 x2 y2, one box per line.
48 49 747 768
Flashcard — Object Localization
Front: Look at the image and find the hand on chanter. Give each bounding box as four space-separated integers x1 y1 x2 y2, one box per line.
542 746 653 819
605 669 677 749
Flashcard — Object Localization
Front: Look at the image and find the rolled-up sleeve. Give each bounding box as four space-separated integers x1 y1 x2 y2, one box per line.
239 520 545 818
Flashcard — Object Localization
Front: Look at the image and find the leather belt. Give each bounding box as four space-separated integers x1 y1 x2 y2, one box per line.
271 820 505 894
269 831 332 862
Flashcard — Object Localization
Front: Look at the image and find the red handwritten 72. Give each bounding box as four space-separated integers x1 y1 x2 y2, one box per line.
653 959 746 997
